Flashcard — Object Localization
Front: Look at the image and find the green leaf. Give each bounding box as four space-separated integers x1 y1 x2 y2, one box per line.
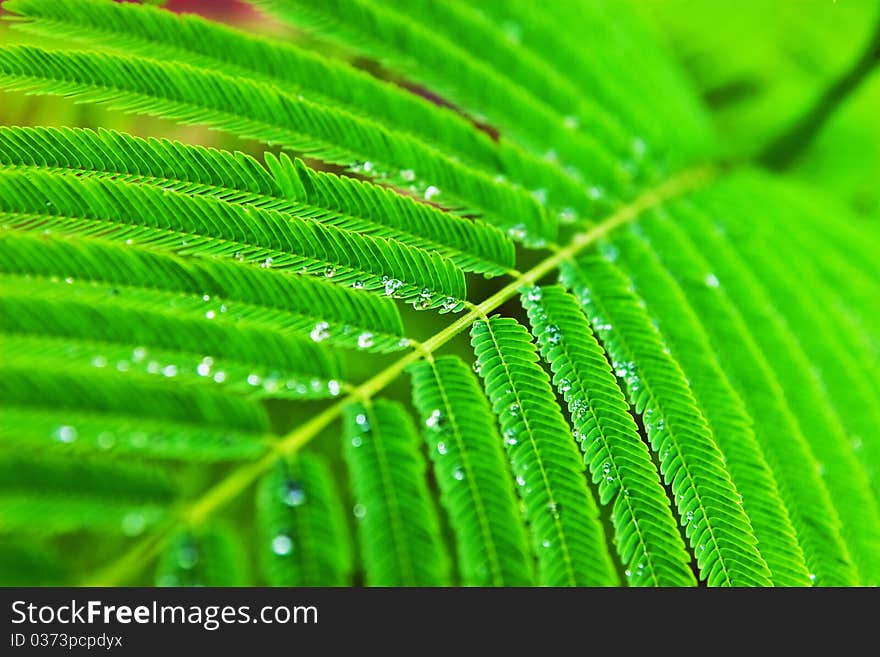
342 400 451 586
0 169 468 311
0 44 554 243
0 455 175 535
408 355 534 586
0 126 515 276
256 454 353 586
633 203 859 586
522 285 695 586
155 524 250 586
0 232 407 354
561 254 773 586
0 364 271 462
470 316 618 586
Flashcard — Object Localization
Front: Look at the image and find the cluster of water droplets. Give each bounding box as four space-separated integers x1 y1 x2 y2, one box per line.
624 562 646 580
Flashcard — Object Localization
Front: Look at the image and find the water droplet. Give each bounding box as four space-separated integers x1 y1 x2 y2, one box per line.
362 161 374 173
526 286 542 302
503 429 518 446
352 280 365 289
808 573 816 582
55 425 77 443
509 403 520 417
507 224 527 241
146 360 160 374
197 357 213 377
283 481 306 507
516 475 526 487
357 332 374 349
424 185 440 201
213 371 227 383
625 569 632 577
355 413 370 430
558 378 571 393
441 296 458 312
202 294 211 302
310 321 330 342
413 287 432 311
563 115 579 130
541 539 551 548
91 355 107 368
205 310 216 319
453 467 465 481
328 380 341 396
272 534 293 556
437 441 448 455
558 207 577 224
383 277 403 297
353 503 367 519
247 374 261 386
397 337 411 348
132 347 147 363
685 510 694 524
705 273 720 288
261 257 273 269
351 436 362 447
400 169 415 182
531 188 548 205
425 409 443 429
324 266 336 278
177 544 199 570
121 512 146 536
162 365 177 377
116 360 129 372
632 138 646 157
64 276 74 285
472 359 482 375
96 431 115 450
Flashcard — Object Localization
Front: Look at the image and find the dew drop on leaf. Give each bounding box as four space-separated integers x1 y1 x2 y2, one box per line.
283 481 306 507
271 535 293 556
54 425 77 443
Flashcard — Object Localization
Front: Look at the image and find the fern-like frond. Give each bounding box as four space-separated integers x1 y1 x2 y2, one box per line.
342 400 450 586
256 454 353 586
561 255 773 586
0 232 407 353
0 45 554 243
470 317 618 586
0 170 468 311
251 0 629 200
641 203 859 585
691 176 880 585
0 365 271 461
0 455 175 535
3 0 592 223
0 126 515 276
606 226 813 586
408 355 534 586
155 524 249 586
521 285 695 586
0 297 345 401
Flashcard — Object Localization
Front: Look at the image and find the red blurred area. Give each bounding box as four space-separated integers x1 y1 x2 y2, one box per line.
115 0 259 21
